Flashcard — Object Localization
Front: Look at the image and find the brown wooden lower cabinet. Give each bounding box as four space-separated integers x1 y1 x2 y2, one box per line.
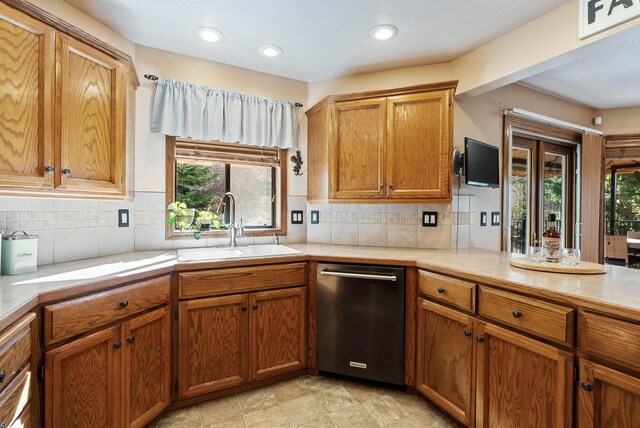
578 358 640 427
178 294 249 398
416 298 475 426
178 286 307 398
45 306 171 428
250 287 307 381
475 321 573 428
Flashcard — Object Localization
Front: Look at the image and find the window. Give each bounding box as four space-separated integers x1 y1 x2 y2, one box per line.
166 137 287 239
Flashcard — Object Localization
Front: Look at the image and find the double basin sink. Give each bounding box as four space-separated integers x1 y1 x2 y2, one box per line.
177 244 301 262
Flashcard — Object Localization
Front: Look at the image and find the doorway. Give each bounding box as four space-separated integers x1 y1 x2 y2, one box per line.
509 134 577 254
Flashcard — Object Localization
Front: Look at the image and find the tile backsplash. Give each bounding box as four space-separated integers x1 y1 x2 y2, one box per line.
306 195 476 250
0 193 308 266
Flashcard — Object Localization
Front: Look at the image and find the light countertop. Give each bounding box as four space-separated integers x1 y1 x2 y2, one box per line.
1 244 640 329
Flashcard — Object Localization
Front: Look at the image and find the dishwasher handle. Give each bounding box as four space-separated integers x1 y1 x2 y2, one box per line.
320 269 397 282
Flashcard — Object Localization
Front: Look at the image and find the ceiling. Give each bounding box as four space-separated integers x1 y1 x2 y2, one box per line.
62 0 568 82
522 24 640 109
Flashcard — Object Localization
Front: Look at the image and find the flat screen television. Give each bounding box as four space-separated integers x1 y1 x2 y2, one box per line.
464 137 499 188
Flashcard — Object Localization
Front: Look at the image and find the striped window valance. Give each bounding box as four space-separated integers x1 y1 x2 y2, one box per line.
151 77 298 148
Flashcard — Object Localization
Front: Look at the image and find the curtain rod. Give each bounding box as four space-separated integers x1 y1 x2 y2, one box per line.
504 107 603 136
143 74 304 108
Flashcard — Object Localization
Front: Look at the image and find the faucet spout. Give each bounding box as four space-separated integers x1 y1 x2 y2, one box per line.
216 192 242 247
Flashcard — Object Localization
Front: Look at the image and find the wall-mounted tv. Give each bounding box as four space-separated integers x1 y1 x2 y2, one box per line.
464 137 499 188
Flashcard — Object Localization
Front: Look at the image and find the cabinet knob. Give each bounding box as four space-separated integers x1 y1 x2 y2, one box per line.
126 335 135 344
113 341 121 350
0 370 5 383
512 310 522 318
477 336 485 343
378 184 383 190
388 184 393 189
437 287 445 294
120 300 129 308
464 329 472 337
581 382 593 392
252 304 258 310
44 165 54 174
62 168 71 177
242 306 247 311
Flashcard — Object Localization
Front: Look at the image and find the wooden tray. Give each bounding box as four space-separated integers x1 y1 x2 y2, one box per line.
509 257 607 274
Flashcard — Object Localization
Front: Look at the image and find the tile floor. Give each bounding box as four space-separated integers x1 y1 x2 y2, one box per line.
149 374 456 428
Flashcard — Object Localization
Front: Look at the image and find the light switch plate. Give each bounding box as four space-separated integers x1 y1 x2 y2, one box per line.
480 212 487 227
310 210 319 224
118 209 129 227
491 211 500 226
291 210 304 224
422 211 438 227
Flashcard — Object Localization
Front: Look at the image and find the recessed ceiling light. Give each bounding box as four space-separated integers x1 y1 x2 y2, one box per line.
258 44 283 58
196 27 223 43
369 25 398 41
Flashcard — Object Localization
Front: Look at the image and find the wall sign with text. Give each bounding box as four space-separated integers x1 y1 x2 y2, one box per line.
580 0 640 39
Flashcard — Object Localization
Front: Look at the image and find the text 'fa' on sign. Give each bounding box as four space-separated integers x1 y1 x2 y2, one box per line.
579 0 640 39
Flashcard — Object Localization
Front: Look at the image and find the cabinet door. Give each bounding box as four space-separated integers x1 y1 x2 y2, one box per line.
178 294 248 399
0 3 55 190
55 34 126 196
45 326 121 428
122 306 171 428
386 91 451 200
249 287 306 381
330 98 386 199
578 359 640 427
416 299 475 426
475 322 573 428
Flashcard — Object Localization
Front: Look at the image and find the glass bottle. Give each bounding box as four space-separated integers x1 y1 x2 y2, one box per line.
542 213 561 263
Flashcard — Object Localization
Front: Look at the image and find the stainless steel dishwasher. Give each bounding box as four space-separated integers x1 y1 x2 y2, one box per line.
316 263 405 385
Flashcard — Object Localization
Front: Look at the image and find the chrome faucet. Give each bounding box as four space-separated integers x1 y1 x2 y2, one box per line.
216 192 244 247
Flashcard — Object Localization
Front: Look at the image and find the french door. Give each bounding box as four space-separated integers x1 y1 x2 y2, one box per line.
510 134 576 253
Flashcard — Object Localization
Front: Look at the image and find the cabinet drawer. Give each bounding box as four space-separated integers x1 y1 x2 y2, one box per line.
0 314 34 394
418 270 476 312
478 286 574 345
578 311 640 372
44 275 170 345
0 366 30 428
179 263 307 299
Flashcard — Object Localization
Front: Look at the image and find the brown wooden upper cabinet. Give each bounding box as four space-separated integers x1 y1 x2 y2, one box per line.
0 1 136 198
55 34 126 196
0 3 55 190
306 81 456 203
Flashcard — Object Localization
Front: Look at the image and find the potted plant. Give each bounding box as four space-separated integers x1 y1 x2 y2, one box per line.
167 201 196 231
196 210 219 231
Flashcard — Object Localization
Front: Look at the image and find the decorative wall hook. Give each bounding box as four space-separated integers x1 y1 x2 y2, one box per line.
290 150 303 176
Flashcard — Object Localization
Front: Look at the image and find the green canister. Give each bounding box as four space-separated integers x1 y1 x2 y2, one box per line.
1 231 38 275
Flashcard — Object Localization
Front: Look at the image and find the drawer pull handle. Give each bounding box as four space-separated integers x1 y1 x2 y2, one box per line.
242 306 247 311
120 300 129 308
477 336 485 343
113 341 121 350
512 310 522 318
127 336 135 344
0 370 4 383
253 304 258 310
437 287 445 294
464 329 472 337
581 382 593 392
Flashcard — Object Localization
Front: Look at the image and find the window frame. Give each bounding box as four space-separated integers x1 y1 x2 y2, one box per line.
165 136 288 240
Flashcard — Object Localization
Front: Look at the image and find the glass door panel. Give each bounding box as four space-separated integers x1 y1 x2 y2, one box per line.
542 151 567 247
510 147 532 254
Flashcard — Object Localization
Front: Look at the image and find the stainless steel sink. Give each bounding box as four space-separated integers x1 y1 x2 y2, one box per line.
177 244 301 262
